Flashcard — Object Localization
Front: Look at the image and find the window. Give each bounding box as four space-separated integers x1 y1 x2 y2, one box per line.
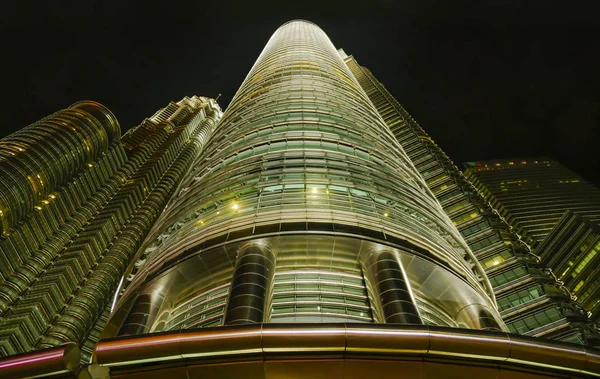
165 284 229 330
481 250 511 269
270 270 373 323
497 285 543 311
488 265 527 287
507 307 563 334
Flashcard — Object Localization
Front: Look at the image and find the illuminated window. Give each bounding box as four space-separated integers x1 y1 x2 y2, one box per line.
507 307 563 334
573 248 598 277
489 266 527 287
497 285 543 311
270 270 373 323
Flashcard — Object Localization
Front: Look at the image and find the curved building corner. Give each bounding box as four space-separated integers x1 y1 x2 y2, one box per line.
105 20 505 343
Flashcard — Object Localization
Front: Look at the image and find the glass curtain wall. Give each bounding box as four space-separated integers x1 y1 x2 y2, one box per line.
106 20 505 337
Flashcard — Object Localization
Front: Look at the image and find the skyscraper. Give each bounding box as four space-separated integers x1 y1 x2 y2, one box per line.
535 211 600 320
464 158 600 246
465 158 600 322
105 18 502 337
0 97 222 362
1 20 599 379
342 54 600 345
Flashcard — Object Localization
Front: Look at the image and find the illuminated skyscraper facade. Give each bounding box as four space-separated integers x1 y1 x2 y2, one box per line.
536 211 600 321
106 19 503 337
0 97 222 362
464 158 600 245
465 159 600 322
343 56 600 345
1 20 599 379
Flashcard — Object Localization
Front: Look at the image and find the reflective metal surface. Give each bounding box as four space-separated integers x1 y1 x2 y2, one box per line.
108 19 504 337
0 342 80 379
91 324 600 378
119 291 167 336
360 249 422 324
225 244 276 325
5 324 597 378
105 235 505 337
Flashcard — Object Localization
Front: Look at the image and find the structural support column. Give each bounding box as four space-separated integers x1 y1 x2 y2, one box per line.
455 304 503 331
118 290 167 336
225 244 276 325
361 250 422 324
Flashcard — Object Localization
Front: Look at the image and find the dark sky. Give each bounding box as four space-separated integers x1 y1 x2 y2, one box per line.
2 1 599 185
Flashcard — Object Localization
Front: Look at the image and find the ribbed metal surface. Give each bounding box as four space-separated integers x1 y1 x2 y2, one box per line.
108 20 504 336
225 245 276 325
344 55 600 344
0 101 118 235
360 250 422 324
119 292 166 336
91 324 600 378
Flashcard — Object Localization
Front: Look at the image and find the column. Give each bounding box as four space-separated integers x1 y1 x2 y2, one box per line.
118 290 167 335
224 244 276 325
361 250 422 324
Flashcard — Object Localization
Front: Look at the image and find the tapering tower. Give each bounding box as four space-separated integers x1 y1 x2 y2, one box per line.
342 54 600 344
0 96 222 362
3 20 598 379
0 101 119 236
107 20 504 337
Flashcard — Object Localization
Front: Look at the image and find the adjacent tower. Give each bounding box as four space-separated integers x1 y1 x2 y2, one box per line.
342 54 600 344
465 158 600 245
465 158 600 322
0 97 222 361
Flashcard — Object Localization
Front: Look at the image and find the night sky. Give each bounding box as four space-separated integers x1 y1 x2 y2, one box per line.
2 1 599 185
